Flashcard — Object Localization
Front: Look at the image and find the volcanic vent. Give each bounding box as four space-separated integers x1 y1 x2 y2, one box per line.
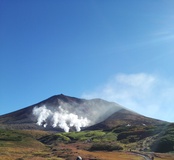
0 94 123 131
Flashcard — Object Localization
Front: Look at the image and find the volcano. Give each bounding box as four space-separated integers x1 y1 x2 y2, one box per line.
0 94 167 131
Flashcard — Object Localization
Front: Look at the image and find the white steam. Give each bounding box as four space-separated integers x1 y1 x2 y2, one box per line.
33 105 90 132
82 73 174 122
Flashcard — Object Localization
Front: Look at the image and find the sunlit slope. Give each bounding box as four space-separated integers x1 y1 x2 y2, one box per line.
86 109 167 130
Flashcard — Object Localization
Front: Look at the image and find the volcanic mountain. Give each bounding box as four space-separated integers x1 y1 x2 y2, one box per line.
0 94 167 131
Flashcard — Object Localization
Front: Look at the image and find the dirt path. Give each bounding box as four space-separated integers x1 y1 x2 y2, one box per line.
130 151 152 160
139 154 151 160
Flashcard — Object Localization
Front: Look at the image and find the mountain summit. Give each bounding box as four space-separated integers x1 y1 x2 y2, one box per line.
0 94 167 132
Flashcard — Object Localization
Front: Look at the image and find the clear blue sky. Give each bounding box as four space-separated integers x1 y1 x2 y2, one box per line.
1 0 174 122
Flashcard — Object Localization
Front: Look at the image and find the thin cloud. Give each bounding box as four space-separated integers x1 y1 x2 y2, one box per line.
117 29 174 53
151 32 174 43
82 73 174 122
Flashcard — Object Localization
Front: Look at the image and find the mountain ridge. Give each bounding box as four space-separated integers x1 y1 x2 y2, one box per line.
0 94 168 131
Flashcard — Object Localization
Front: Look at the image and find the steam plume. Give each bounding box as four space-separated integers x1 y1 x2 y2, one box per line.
33 105 90 132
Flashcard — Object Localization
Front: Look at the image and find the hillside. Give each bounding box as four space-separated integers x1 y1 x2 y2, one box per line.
86 109 166 131
0 125 174 160
0 94 166 132
0 94 168 132
0 94 123 131
0 94 174 157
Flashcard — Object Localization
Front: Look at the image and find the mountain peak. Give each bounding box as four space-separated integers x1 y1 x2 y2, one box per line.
0 94 167 132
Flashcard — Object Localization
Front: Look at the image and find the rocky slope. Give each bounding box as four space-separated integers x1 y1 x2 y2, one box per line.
0 94 167 131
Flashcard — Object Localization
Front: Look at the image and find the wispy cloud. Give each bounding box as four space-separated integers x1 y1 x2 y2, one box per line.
82 73 174 122
150 30 174 43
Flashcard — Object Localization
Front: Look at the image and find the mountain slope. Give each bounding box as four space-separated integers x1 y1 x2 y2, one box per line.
0 94 123 131
0 94 168 131
85 108 167 131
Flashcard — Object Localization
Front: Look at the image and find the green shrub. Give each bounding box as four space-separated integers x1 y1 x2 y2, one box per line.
117 129 158 142
56 133 70 142
89 143 123 151
150 136 174 153
63 130 106 142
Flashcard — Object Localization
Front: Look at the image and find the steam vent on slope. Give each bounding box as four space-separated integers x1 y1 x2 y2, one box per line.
31 94 124 132
0 94 167 132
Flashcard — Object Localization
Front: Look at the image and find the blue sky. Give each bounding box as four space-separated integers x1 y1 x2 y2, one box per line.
1 0 174 122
